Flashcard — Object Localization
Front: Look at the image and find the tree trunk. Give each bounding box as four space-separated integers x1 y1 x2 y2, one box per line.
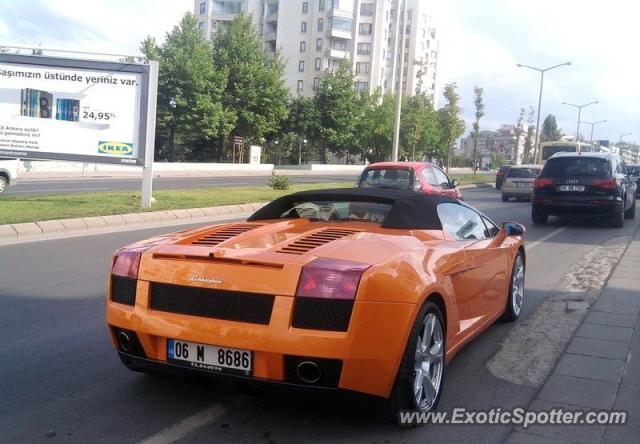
168 122 176 162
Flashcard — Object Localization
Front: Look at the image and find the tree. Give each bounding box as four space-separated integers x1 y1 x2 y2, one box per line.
401 91 440 161
211 13 289 159
523 106 535 163
437 83 465 172
314 60 360 163
280 96 318 164
541 114 562 143
471 86 485 174
513 108 525 164
357 90 395 162
141 14 230 162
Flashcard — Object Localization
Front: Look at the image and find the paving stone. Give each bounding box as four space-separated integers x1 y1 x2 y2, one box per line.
506 431 569 444
186 208 206 218
139 212 162 222
0 224 18 239
171 209 192 219
155 211 178 221
566 336 630 360
36 219 66 234
120 213 144 224
58 218 87 232
228 205 244 214
202 207 221 216
555 353 625 383
82 216 108 229
238 204 255 213
214 205 233 215
617 255 640 268
514 400 605 444
537 373 618 410
593 291 640 315
585 311 637 328
12 222 43 237
576 323 634 343
606 277 640 292
101 214 126 227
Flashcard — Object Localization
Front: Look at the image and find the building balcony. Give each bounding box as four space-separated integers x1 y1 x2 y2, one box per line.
329 28 352 40
328 7 353 20
264 30 277 42
325 48 349 59
266 12 278 23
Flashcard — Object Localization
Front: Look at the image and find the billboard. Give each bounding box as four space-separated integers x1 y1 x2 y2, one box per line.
0 53 153 165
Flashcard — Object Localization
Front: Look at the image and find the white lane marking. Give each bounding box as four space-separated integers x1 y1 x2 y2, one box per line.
526 227 567 250
137 404 228 444
9 187 110 193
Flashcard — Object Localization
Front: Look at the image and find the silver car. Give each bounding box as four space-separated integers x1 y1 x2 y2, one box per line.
501 165 542 202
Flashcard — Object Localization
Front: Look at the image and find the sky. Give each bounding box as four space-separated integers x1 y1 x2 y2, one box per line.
1 0 637 143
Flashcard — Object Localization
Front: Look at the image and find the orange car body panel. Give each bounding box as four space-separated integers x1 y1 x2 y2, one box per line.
106 219 524 398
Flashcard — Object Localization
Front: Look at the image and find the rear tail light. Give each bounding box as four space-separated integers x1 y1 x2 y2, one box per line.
111 247 146 279
534 178 553 188
593 178 617 189
296 258 370 300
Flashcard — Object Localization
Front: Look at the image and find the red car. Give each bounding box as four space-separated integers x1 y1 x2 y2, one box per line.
357 162 464 200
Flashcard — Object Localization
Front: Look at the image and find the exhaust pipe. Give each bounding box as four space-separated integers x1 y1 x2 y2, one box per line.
296 360 322 384
118 331 132 352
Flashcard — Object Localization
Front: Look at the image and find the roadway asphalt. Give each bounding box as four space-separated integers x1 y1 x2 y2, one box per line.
1 187 638 443
3 174 359 197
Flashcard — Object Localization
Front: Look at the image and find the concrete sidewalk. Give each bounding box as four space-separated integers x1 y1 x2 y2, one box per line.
507 230 640 443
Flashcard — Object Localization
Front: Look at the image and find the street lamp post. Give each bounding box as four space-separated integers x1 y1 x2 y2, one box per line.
298 138 307 165
619 133 632 156
562 101 598 142
579 120 607 144
391 0 408 162
517 62 571 163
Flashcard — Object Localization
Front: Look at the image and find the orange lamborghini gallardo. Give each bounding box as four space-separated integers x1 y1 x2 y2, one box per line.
106 188 526 419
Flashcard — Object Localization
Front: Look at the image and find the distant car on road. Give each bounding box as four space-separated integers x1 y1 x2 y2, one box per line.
501 165 542 202
0 158 18 195
357 162 464 200
628 164 640 197
532 152 637 228
495 165 511 190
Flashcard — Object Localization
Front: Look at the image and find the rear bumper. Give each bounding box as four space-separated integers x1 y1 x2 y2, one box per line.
502 187 533 197
532 199 621 216
107 293 416 398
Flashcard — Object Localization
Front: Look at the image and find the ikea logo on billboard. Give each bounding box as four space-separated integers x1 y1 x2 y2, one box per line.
98 141 134 156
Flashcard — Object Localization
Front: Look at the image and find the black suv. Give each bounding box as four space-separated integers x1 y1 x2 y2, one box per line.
531 153 637 228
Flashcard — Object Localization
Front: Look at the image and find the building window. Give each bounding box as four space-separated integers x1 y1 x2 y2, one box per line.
302 2 309 13
314 77 321 89
316 38 323 50
214 1 243 14
360 3 375 16
330 16 353 32
319 0 325 12
299 60 305 72
315 57 322 70
198 21 205 30
359 23 372 35
318 18 324 32
406 25 411 35
333 39 347 50
300 41 306 52
355 81 369 92
301 22 307 33
199 2 206 14
356 62 370 74
357 43 371 55
297 80 304 93
267 2 278 14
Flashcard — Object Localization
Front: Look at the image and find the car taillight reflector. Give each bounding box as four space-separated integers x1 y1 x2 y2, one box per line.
593 178 617 189
296 258 370 300
112 248 145 279
534 178 553 188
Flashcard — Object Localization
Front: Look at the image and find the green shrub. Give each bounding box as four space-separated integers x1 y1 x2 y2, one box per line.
267 171 292 190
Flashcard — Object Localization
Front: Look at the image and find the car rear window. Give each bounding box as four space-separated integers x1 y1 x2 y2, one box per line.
359 168 413 190
506 167 541 178
541 157 611 177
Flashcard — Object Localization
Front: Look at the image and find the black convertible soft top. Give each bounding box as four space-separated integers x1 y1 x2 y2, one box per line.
247 188 459 230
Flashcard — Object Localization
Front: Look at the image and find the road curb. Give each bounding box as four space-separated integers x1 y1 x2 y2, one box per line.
0 202 268 245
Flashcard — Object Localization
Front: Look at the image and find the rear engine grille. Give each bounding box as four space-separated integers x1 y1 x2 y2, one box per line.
149 282 275 325
110 275 137 306
292 297 355 331
277 228 360 255
191 223 264 246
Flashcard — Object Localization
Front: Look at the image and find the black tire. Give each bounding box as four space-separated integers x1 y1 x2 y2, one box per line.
624 196 636 219
610 203 624 228
531 207 548 225
0 175 7 195
381 301 445 424
502 195 509 202
501 252 525 322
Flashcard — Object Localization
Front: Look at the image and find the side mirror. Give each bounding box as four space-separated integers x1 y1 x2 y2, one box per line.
503 222 525 236
450 179 459 188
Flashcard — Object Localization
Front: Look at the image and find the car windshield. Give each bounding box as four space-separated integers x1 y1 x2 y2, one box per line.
506 168 541 178
359 168 413 190
541 157 611 177
280 200 392 224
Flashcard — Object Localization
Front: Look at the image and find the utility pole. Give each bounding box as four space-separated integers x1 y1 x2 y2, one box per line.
391 0 407 162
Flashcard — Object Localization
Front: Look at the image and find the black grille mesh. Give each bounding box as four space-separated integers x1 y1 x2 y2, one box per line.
292 298 355 332
149 282 275 324
111 276 137 306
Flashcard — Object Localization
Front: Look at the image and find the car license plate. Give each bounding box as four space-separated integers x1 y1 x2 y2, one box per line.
167 339 252 376
514 182 529 187
558 185 585 192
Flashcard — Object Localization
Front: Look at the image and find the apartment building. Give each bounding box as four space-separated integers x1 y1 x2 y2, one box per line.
462 125 527 164
194 0 439 101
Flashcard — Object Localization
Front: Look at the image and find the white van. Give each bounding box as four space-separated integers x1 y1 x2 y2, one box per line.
0 159 19 194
